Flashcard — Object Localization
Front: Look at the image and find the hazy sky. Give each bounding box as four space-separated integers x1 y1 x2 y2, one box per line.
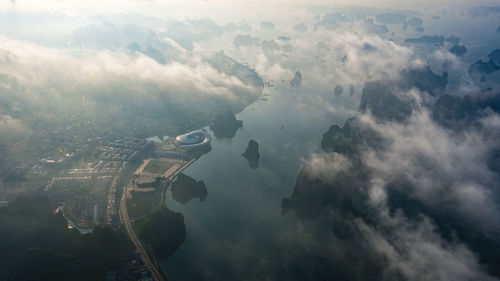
2 0 500 19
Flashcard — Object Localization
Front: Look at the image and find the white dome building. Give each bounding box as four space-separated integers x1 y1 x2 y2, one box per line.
176 130 211 149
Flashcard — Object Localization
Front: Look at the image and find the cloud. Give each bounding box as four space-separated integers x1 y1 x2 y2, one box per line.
235 31 417 119
361 106 500 233
288 72 500 280
1 2 500 280
358 214 497 281
0 36 260 114
291 103 500 279
301 152 353 182
0 114 31 177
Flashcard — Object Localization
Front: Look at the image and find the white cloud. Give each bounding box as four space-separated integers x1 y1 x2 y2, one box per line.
361 107 500 233
0 36 260 113
359 215 497 281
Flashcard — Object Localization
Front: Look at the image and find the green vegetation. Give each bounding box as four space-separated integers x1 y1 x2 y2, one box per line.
0 196 133 281
127 191 159 218
143 159 177 175
134 207 185 258
171 173 208 204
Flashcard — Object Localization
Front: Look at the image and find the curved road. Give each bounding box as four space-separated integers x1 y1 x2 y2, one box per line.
119 155 200 281
119 184 167 281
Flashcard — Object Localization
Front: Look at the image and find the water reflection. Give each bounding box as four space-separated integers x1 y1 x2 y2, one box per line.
241 139 260 169
210 111 243 139
160 83 353 281
171 173 208 204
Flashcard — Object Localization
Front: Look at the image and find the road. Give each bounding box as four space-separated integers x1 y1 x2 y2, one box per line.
119 183 167 281
106 161 126 224
119 154 201 281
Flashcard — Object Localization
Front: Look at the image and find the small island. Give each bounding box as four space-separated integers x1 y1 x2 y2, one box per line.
171 173 208 204
449 44 467 57
290 71 302 88
334 84 343 96
349 85 355 96
242 140 260 169
210 111 243 139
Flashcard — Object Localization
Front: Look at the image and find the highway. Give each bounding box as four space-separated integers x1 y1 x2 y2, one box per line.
119 183 167 281
119 155 200 281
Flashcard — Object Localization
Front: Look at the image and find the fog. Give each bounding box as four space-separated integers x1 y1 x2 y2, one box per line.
1 0 500 280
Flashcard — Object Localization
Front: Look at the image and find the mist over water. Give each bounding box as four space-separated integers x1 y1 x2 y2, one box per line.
2 1 500 280
162 84 344 281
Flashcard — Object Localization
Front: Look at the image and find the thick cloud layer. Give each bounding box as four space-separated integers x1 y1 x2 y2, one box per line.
2 1 500 280
0 37 256 107
358 215 497 281
362 108 500 232
291 83 500 280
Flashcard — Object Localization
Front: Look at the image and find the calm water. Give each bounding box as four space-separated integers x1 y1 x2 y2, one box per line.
158 21 500 278
160 82 354 281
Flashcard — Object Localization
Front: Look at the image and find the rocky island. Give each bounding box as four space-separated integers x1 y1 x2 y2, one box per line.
449 44 467 56
171 173 208 204
283 65 500 274
242 140 260 169
290 71 302 88
210 111 243 139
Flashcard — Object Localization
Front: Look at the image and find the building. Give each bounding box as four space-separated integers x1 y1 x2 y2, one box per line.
175 130 211 150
